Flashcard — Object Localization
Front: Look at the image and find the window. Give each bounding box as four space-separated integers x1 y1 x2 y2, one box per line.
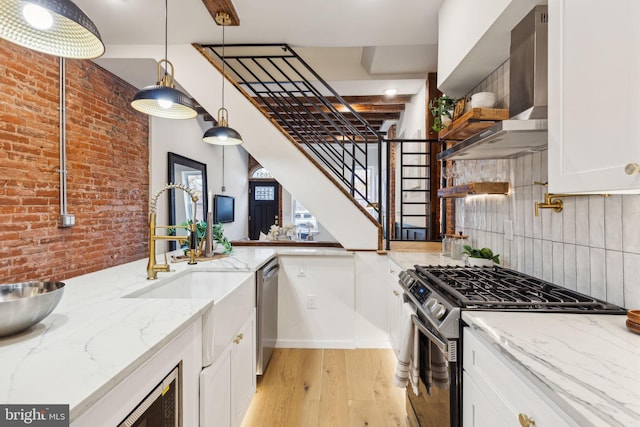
292 200 317 239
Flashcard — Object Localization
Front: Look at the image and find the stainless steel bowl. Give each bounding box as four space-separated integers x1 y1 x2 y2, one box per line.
0 281 65 337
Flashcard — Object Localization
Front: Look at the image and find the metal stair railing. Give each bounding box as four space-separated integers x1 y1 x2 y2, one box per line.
198 44 382 225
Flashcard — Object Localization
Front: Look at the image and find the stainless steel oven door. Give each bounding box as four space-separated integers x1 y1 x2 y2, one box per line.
406 314 459 427
118 364 181 427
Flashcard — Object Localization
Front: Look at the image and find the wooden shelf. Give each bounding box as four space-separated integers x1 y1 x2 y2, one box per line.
437 182 509 198
438 108 509 141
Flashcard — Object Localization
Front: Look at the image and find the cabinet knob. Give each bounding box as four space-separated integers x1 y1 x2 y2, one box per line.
234 333 244 344
518 413 536 427
393 290 400 296
625 163 640 175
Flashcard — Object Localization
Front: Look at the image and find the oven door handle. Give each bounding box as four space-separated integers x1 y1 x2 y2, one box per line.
411 314 448 354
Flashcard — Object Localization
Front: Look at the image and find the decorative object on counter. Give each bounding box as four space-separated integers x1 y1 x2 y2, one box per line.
202 12 243 145
211 222 233 254
441 235 452 256
130 0 197 119
449 232 469 260
470 92 497 109
0 0 104 59
267 224 296 241
462 245 500 266
0 281 65 337
627 310 640 335
148 183 199 279
428 95 457 132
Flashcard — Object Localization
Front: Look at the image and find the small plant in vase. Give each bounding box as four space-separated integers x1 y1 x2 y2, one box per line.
462 245 500 267
212 223 233 254
429 95 457 132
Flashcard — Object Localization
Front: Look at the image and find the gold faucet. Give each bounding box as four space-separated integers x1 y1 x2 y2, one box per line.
533 182 599 216
534 192 564 216
147 183 199 280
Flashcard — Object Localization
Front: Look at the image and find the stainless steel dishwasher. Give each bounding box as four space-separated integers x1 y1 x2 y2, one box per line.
256 257 279 375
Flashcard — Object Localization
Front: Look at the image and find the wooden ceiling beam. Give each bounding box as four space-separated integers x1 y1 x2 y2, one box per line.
201 0 240 26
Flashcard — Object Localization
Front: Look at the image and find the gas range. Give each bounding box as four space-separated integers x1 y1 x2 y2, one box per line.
399 265 627 339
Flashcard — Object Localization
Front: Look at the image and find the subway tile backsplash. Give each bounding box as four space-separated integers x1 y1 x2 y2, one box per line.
454 151 640 309
455 59 639 309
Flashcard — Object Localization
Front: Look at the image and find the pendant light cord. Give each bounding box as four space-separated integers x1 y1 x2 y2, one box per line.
221 21 226 110
164 0 168 74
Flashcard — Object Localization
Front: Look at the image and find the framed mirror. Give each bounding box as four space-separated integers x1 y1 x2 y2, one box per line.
168 152 208 250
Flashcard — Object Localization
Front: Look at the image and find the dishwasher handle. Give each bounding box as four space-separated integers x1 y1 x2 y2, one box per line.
262 263 279 281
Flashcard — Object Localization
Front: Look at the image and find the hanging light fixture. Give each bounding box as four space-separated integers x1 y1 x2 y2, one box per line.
130 0 197 120
203 12 243 145
0 0 105 59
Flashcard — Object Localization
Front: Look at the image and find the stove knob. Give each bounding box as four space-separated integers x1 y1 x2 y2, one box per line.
431 303 446 320
425 298 438 311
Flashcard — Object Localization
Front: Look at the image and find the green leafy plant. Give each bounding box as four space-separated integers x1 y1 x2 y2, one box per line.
462 245 500 264
212 223 233 254
429 95 457 132
169 219 207 253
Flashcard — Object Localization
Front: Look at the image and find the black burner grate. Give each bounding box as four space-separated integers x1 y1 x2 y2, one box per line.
413 265 626 313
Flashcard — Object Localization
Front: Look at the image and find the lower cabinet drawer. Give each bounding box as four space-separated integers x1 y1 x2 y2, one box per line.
463 328 576 427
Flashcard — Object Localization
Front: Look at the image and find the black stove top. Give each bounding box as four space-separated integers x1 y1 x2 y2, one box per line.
411 265 626 313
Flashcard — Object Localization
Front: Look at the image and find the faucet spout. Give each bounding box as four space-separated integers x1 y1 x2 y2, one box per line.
147 183 200 279
534 192 564 216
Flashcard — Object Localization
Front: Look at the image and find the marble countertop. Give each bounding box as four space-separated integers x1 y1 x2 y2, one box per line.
387 251 465 270
0 246 278 421
463 311 639 427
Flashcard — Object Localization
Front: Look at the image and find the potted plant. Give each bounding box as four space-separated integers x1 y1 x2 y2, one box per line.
462 245 500 266
170 219 208 255
429 95 457 132
212 223 233 254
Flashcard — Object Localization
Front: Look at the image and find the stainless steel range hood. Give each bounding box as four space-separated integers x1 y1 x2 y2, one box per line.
437 118 547 160
439 5 548 161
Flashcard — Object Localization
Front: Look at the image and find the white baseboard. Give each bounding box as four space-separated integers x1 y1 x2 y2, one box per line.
275 339 355 349
275 339 392 349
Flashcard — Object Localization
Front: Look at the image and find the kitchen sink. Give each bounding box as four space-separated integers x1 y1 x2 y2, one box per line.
126 271 252 301
124 270 255 366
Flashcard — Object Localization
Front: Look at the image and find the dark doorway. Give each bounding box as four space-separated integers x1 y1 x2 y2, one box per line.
249 180 280 240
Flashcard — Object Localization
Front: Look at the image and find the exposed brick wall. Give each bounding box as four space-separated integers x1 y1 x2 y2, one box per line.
0 39 149 283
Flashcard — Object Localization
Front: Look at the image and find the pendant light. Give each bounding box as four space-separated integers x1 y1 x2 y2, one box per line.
203 12 243 145
130 0 197 120
0 0 104 59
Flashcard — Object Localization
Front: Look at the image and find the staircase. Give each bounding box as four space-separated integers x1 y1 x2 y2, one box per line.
196 44 382 221
193 43 441 249
105 43 437 249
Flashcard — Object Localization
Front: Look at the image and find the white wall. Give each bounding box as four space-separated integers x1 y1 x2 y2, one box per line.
396 84 427 141
454 152 640 309
149 115 249 252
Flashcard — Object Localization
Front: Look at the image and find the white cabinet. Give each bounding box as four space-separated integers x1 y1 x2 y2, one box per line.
277 255 355 348
387 259 404 356
548 0 640 194
200 309 256 427
462 328 577 427
73 320 203 427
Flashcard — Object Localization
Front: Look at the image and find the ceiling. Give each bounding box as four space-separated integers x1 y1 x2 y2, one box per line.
76 0 444 132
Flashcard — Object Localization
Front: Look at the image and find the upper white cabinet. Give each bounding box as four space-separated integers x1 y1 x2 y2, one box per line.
438 0 548 97
547 0 640 193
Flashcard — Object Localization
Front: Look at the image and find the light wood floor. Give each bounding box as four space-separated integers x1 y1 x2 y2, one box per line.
240 348 411 427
